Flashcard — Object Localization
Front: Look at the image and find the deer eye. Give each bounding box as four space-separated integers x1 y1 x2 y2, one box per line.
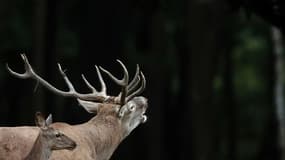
128 104 135 111
55 133 61 138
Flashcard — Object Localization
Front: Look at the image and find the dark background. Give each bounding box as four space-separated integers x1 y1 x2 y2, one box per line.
0 0 285 160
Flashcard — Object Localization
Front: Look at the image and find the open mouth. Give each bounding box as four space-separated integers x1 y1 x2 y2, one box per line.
141 113 147 123
142 115 147 123
66 146 76 150
140 105 148 123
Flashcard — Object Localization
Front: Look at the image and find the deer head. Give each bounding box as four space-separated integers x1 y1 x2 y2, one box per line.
7 54 148 137
34 112 77 151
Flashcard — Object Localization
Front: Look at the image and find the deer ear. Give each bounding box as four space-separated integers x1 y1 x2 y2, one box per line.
77 99 101 113
45 114 53 126
35 112 47 129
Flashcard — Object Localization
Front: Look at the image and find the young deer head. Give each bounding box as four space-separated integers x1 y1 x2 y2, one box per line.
7 54 148 159
24 112 76 160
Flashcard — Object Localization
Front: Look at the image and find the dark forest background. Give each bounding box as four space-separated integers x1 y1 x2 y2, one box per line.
1 0 285 160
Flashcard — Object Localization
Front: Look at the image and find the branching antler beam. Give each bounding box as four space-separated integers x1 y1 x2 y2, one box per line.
6 54 146 108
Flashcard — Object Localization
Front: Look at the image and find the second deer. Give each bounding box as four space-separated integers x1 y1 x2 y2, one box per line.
24 112 76 160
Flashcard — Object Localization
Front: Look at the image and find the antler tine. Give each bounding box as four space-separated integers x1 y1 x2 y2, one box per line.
7 54 76 97
127 64 141 95
57 63 76 92
99 60 129 86
6 54 35 79
126 71 146 102
116 64 140 103
57 64 109 102
81 65 108 97
81 74 97 93
7 54 146 106
7 54 111 103
127 76 140 96
127 64 140 90
57 63 105 100
99 60 129 105
95 65 107 94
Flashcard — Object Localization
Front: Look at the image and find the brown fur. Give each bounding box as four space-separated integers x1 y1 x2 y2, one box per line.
4 54 148 160
50 106 124 160
0 127 38 160
24 113 76 160
0 106 125 160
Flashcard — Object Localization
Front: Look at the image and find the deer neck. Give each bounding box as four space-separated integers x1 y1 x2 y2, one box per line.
86 114 125 159
24 133 51 160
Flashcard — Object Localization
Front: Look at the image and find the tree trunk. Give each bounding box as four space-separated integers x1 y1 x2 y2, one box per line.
256 25 280 160
271 26 285 160
180 0 230 159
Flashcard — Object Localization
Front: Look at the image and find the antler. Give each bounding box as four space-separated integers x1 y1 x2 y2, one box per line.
6 54 146 106
99 60 146 105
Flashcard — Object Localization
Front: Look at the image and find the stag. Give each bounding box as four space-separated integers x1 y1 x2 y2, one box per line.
2 54 148 160
25 112 76 160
